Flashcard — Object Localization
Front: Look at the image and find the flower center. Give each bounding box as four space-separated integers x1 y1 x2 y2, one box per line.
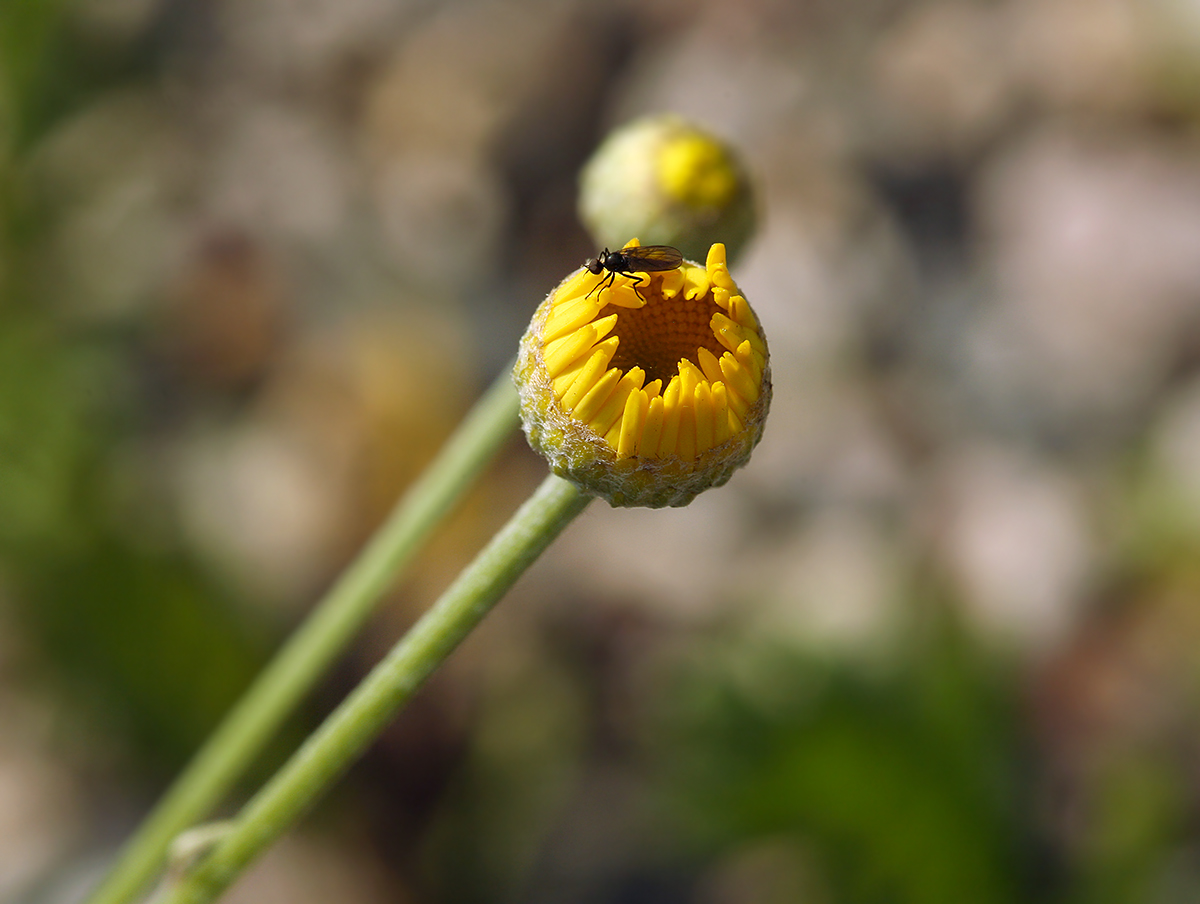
603 289 726 387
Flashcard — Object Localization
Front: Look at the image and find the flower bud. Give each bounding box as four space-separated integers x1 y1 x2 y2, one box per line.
578 116 756 264
514 240 770 508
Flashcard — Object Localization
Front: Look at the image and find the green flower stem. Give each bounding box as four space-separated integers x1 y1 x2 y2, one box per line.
160 474 591 904
86 367 520 904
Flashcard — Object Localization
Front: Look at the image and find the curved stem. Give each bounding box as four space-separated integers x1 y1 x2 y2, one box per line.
86 367 520 904
159 475 591 904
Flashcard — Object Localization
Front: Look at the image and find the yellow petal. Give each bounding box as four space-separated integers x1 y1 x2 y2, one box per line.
617 389 650 459
641 395 665 456
677 398 697 462
705 242 727 271
697 346 724 386
679 358 702 401
543 293 604 344
694 381 715 453
712 381 732 444
712 311 752 355
553 268 595 304
735 339 763 387
729 294 760 334
658 268 685 298
561 341 618 409
544 314 614 377
600 280 648 309
683 265 710 300
572 367 622 424
658 376 682 457
719 351 757 408
592 367 645 438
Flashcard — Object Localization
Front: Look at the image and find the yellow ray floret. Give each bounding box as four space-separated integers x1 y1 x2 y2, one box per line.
719 345 759 408
559 340 617 408
712 382 732 443
544 313 617 377
658 376 682 457
682 266 710 300
677 396 696 462
572 367 623 425
694 381 715 453
658 268 685 298
641 395 665 456
543 295 607 345
593 367 646 437
553 336 618 399
696 346 724 386
615 388 650 458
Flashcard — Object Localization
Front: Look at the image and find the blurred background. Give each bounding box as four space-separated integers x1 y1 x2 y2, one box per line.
4 0 1200 902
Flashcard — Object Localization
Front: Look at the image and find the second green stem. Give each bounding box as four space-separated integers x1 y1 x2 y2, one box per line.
160 474 591 904
86 368 519 904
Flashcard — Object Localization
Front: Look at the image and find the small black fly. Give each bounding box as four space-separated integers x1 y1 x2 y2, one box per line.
584 245 684 302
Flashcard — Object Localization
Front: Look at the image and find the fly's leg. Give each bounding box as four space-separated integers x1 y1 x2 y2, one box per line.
627 272 647 302
585 270 616 301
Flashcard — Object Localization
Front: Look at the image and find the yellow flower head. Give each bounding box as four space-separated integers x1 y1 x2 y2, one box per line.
514 240 770 508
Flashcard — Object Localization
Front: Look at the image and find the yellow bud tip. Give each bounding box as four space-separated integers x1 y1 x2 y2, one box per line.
577 115 758 264
657 132 740 209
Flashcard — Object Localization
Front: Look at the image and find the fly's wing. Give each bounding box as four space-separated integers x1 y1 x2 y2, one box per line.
622 245 684 271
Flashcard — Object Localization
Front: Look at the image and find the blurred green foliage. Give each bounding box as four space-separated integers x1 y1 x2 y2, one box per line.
0 1 270 777
0 0 154 152
406 599 1200 904
652 619 1033 904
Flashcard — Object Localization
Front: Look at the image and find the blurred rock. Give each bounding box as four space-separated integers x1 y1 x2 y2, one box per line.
74 0 161 46
607 15 810 152
0 696 85 903
173 311 469 610
1150 377 1200 528
217 0 411 89
361 0 594 291
157 229 289 391
748 508 906 654
205 102 354 250
971 126 1200 435
31 91 191 321
927 445 1095 652
872 1 1016 159
370 152 510 294
1006 0 1150 114
544 489 752 623
219 832 403 904
174 413 350 608
697 839 825 904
